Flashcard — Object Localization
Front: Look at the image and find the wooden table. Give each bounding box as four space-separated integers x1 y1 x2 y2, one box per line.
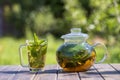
0 64 120 80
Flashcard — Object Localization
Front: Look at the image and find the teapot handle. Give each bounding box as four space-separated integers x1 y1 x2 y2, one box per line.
92 43 108 63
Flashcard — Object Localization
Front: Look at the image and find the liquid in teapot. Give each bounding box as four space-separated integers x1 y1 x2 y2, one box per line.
56 43 96 72
56 28 107 72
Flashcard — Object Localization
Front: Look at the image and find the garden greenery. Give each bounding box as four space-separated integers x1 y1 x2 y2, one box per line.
1 0 120 44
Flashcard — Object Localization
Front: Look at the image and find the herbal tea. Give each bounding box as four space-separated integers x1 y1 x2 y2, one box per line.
27 40 47 69
57 43 96 72
56 28 107 72
19 33 47 72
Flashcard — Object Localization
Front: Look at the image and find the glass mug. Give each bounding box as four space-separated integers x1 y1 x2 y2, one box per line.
19 39 47 72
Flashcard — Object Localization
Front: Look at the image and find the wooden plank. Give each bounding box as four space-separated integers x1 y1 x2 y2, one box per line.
34 65 58 80
57 66 80 80
0 66 7 70
58 71 80 80
0 65 20 80
0 64 120 80
94 64 120 80
110 64 120 73
12 66 36 80
79 66 103 80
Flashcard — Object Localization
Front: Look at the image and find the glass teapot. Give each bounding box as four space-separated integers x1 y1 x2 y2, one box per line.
56 28 108 72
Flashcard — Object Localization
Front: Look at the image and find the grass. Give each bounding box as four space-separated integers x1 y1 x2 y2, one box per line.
0 37 23 65
0 34 62 65
0 34 120 65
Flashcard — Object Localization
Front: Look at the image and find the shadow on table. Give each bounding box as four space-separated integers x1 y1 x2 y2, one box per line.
0 69 119 75
0 69 58 74
84 71 119 75
0 70 32 74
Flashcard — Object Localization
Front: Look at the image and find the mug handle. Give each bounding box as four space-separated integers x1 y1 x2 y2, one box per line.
19 44 28 67
92 43 108 63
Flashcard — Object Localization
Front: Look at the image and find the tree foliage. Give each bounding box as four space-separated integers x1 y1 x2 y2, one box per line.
1 0 120 45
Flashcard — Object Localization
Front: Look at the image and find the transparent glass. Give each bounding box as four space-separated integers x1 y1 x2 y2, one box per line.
19 40 47 72
57 42 96 72
56 28 108 72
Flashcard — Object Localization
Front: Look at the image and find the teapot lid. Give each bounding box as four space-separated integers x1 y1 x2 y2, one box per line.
61 28 88 40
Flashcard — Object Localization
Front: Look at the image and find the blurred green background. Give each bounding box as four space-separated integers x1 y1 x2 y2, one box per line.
0 0 120 65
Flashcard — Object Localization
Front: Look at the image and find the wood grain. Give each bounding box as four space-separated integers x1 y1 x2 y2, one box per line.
0 65 20 80
12 66 36 80
79 66 103 80
94 64 120 80
110 64 120 73
34 65 58 80
57 65 80 80
0 64 120 80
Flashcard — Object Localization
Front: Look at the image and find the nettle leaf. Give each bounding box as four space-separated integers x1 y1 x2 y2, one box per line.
31 46 38 57
33 33 39 45
29 33 47 57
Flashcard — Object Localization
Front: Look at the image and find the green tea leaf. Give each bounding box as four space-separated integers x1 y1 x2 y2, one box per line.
33 33 39 45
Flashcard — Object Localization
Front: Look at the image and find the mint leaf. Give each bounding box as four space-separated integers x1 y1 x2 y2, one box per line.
33 33 39 45
33 33 45 45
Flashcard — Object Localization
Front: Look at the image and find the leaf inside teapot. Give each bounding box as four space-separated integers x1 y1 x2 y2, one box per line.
56 43 96 72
